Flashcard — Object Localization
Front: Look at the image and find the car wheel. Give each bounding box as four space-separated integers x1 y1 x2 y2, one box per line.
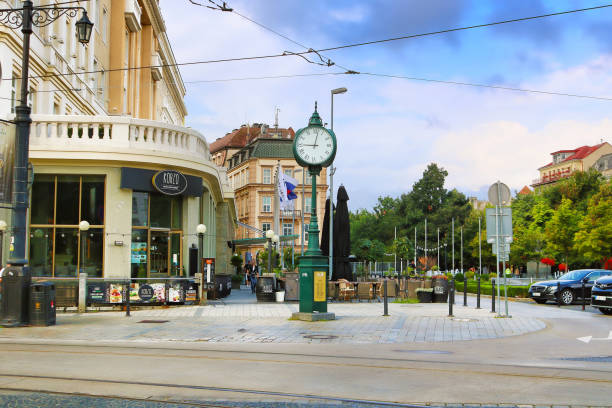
599 308 612 315
559 289 574 305
534 299 547 304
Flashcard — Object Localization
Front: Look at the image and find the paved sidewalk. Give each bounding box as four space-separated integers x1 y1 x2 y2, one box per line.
0 291 546 345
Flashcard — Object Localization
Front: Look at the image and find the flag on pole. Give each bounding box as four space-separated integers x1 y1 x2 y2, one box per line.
278 167 299 210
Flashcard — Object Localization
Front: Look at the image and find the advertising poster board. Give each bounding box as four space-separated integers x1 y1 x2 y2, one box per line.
0 122 15 204
150 283 166 302
129 283 141 302
109 284 124 303
87 283 107 303
131 242 147 263
168 282 182 303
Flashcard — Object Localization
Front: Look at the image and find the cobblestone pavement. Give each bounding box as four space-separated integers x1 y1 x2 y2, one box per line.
0 291 547 344
0 390 609 408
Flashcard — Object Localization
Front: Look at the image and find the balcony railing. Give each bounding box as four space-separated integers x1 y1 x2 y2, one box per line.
29 114 210 161
532 169 573 186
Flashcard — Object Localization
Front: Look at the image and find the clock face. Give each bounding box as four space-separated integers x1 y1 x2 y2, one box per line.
295 127 335 165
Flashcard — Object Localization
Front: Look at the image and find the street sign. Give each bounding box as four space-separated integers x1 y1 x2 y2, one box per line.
488 182 511 206
486 207 513 242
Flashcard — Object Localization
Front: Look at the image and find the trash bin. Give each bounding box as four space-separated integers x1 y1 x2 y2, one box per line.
256 276 276 302
0 266 31 326
30 282 56 326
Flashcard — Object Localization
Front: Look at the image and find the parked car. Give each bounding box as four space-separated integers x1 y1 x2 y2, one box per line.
591 275 612 315
528 269 612 305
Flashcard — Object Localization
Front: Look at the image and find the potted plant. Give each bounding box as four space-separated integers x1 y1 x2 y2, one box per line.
416 287 433 303
431 274 449 302
230 254 243 275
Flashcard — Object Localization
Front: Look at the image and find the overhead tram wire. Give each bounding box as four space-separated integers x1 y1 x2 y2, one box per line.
18 70 612 102
359 72 612 102
6 3 611 82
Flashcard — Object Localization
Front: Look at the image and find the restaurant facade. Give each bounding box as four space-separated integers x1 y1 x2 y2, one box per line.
0 0 236 279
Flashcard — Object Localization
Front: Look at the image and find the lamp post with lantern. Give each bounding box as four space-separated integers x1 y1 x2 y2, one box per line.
0 220 6 267
196 224 207 304
1 1 93 271
78 221 90 275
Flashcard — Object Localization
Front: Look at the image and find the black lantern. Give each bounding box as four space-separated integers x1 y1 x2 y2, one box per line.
76 11 94 44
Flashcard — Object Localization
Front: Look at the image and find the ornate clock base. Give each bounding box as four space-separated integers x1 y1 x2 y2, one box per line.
291 312 336 322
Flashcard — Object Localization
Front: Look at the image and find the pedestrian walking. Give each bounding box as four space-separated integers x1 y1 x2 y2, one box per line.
250 262 258 294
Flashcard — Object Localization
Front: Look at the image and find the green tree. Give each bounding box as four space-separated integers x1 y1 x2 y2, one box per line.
545 197 582 268
574 181 612 266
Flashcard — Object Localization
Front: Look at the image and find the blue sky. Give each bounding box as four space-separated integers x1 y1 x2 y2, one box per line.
161 0 612 210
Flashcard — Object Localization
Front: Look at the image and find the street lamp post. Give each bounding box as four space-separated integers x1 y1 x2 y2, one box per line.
273 233 280 271
2 1 93 269
329 87 347 280
0 220 6 267
265 230 274 274
78 220 90 275
196 224 206 304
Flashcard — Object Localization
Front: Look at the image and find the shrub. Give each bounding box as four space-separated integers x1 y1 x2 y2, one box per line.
465 271 475 280
454 272 464 282
480 273 490 282
489 272 497 281
230 254 243 268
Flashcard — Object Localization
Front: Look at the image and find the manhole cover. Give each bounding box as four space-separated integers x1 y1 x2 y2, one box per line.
303 334 338 340
138 320 169 324
451 318 478 322
393 350 452 354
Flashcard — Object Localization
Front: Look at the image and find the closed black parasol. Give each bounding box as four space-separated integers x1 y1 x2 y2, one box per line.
320 198 332 256
333 185 352 281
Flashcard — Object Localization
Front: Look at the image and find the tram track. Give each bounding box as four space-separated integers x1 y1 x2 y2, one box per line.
0 374 426 407
2 343 612 383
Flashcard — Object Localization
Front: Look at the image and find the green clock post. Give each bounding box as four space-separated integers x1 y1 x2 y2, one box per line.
291 103 336 321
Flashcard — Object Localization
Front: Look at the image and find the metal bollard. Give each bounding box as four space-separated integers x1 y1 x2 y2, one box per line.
582 281 586 311
557 281 561 307
491 279 496 313
125 280 131 317
383 279 389 316
448 276 454 317
476 275 481 309
463 277 467 306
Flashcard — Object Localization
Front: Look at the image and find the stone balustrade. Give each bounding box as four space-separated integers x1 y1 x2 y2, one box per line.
29 115 210 161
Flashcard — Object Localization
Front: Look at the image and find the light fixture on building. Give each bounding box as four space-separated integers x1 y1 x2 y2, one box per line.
76 11 94 44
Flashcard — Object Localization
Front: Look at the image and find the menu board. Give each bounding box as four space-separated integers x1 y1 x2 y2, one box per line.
131 243 147 264
109 284 124 303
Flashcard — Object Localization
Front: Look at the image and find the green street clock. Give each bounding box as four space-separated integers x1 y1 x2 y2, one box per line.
291 103 336 320
293 104 337 169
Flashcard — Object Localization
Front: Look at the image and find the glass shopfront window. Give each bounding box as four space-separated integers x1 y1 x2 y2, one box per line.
54 228 78 277
29 174 105 277
131 191 183 277
56 176 80 225
29 228 53 277
132 192 148 226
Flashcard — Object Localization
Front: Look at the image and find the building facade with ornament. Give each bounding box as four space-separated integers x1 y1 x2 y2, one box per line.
0 0 236 280
210 123 328 267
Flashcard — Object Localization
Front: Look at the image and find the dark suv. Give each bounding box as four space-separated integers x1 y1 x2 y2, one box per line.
591 275 612 315
528 269 612 305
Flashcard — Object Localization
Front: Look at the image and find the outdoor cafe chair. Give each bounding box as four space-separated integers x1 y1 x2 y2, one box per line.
338 279 355 301
327 281 339 302
357 282 373 302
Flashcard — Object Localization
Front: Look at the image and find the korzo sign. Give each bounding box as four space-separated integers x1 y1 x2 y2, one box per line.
152 170 188 196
